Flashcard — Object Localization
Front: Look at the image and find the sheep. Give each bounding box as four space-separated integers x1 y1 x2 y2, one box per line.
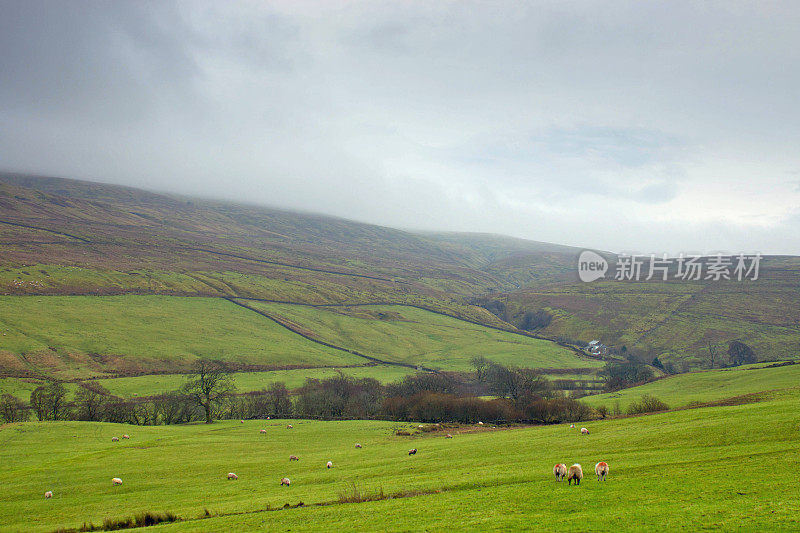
595 462 609 481
112 477 123 486
240 420 244 423
355 443 362 449
289 455 299 461
111 436 119 442
570 424 575 428
553 463 568 481
580 427 589 435
287 424 293 429
260 429 267 434
477 421 484 425
446 434 453 438
567 464 583 486
44 491 53 499
327 461 333 469
408 448 417 455
280 477 291 486
227 473 238 480
121 434 130 439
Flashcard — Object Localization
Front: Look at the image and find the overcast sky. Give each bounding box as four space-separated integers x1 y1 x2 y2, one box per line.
1 1 799 254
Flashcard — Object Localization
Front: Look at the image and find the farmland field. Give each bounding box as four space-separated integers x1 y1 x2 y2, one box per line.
1 386 798 532
0 295 362 378
241 301 598 372
93 365 416 398
582 362 800 411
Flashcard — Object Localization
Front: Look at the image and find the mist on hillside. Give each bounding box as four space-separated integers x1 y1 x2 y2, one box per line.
2 2 800 254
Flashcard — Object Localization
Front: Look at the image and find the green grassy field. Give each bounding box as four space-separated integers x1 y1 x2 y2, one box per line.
495 277 800 370
0 295 362 378
242 302 598 372
94 365 416 398
1 386 798 532
582 362 800 411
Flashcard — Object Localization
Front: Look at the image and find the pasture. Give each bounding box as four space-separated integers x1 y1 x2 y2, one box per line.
582 362 800 411
240 302 597 372
0 295 363 379
93 365 416 398
2 389 798 532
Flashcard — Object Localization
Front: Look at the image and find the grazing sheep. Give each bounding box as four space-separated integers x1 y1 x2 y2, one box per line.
227 473 238 480
567 464 583 486
112 478 123 486
289 455 299 461
111 436 119 442
260 429 267 434
570 424 575 428
327 461 333 469
477 421 484 425
581 427 589 435
408 448 417 455
287 424 293 429
595 462 609 481
121 434 130 439
355 443 362 449
553 463 568 481
446 434 453 439
280 477 291 486
240 420 244 424
44 491 53 499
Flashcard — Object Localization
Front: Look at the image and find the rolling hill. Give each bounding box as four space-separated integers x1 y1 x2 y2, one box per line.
0 171 799 393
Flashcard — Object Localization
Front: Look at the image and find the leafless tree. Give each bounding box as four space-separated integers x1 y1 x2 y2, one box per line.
181 360 236 423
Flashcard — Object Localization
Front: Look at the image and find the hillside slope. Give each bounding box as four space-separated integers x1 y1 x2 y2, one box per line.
1 172 799 376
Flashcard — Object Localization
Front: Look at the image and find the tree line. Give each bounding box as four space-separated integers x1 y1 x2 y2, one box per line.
1 359 600 425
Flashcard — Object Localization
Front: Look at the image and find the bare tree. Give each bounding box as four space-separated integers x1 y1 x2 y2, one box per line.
74 382 110 421
30 382 67 421
707 343 717 369
0 393 29 423
181 360 236 423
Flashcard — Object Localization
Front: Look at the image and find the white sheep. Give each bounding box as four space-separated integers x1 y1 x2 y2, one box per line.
477 421 484 425
121 434 130 439
227 473 238 480
553 463 568 481
44 491 53 499
355 443 362 449
570 424 575 428
260 429 267 434
327 461 333 469
567 464 583 486
287 424 293 429
446 434 453 438
111 436 119 442
289 455 299 461
581 427 589 435
595 462 609 481
112 478 123 486
280 477 291 486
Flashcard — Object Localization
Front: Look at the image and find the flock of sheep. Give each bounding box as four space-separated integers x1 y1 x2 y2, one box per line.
221 426 423 486
555 424 608 486
553 462 609 485
42 422 608 499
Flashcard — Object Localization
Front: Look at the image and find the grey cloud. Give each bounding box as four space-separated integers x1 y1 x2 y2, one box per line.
0 0 799 254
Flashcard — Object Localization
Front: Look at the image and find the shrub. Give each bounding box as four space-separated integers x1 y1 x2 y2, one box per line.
337 482 386 504
626 394 670 415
